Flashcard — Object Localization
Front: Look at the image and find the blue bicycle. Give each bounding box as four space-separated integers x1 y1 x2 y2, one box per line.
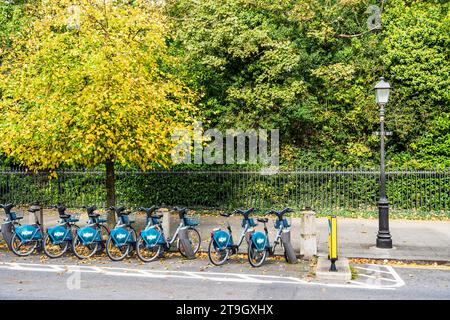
136 207 201 262
43 205 80 258
1 203 43 256
247 208 294 267
208 208 257 266
72 205 110 259
105 206 137 261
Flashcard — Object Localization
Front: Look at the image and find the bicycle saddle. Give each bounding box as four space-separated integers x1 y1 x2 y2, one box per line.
220 212 232 218
27 207 40 213
257 218 268 223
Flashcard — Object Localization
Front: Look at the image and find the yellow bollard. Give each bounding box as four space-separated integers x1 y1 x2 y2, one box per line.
327 215 338 272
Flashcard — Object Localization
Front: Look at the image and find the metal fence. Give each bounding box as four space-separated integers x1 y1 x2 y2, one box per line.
0 168 449 214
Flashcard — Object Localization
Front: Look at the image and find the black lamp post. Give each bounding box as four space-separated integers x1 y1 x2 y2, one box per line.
374 77 393 249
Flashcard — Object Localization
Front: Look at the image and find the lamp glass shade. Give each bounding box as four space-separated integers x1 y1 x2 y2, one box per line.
376 88 390 104
374 77 391 105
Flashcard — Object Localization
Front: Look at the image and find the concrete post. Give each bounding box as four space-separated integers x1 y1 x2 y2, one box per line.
162 208 171 237
300 207 317 259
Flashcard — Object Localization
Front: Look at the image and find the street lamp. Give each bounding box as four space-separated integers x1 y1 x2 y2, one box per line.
374 77 393 249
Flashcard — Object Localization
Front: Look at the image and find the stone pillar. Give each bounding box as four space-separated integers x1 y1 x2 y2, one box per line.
162 208 171 236
300 207 317 259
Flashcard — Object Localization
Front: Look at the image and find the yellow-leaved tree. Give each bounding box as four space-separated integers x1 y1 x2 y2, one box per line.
0 0 197 223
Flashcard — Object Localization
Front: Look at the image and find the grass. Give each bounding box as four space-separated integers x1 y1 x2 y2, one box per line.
349 265 358 280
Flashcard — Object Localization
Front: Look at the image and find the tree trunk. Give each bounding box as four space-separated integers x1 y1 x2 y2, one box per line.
105 159 116 226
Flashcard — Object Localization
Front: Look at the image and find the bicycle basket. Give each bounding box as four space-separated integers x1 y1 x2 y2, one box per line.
98 213 108 224
66 214 80 223
7 211 22 221
275 217 291 229
119 214 135 225
184 215 200 227
241 217 255 228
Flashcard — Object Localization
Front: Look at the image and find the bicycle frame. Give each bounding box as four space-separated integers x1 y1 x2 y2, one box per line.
143 215 187 248
259 218 291 254
266 223 284 254
229 221 252 249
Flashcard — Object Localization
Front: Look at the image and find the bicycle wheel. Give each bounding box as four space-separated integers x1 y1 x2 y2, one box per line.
248 244 268 268
11 233 38 257
72 235 98 259
106 237 130 261
177 228 201 257
43 234 69 258
208 239 229 266
136 236 161 263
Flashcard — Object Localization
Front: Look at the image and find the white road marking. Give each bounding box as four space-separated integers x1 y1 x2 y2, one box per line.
355 266 393 274
0 261 404 290
385 265 406 288
350 264 405 288
358 274 398 282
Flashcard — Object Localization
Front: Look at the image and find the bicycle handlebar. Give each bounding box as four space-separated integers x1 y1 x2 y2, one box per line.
138 206 160 216
266 208 294 219
82 205 97 215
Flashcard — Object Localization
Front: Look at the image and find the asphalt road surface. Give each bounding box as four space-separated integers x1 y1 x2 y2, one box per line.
0 249 448 300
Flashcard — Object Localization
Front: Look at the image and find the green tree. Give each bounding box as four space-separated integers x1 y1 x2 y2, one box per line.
0 0 197 222
167 0 316 142
167 0 449 168
382 0 450 167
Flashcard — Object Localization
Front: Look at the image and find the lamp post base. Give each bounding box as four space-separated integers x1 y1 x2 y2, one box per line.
377 199 393 249
376 235 393 249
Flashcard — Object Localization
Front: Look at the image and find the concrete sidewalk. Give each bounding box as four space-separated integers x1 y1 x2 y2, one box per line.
316 218 450 262
192 215 450 262
20 210 450 262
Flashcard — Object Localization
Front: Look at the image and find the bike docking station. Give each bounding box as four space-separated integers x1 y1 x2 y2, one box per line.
315 215 352 282
178 226 196 259
1 203 44 253
281 228 298 264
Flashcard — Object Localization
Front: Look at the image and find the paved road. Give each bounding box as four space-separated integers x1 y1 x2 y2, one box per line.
0 253 448 300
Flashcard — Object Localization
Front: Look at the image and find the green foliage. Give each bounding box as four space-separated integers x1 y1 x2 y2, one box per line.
167 0 450 168
0 0 197 172
0 0 450 168
168 0 314 136
382 0 450 168
411 113 450 167
1 169 449 215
